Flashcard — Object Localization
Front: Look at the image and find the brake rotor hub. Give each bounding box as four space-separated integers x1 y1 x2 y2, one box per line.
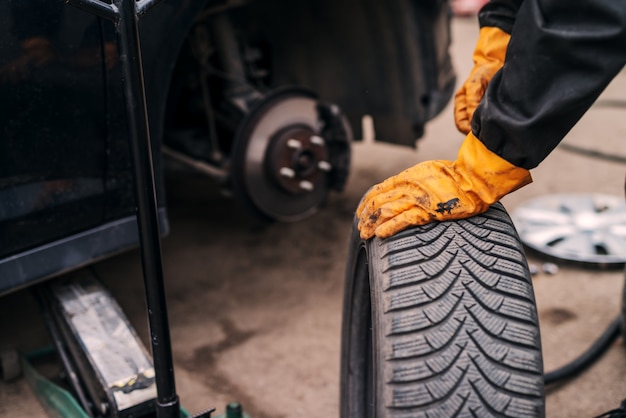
267 126 330 194
230 88 352 222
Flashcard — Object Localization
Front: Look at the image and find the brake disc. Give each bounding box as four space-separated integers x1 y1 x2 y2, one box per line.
511 193 626 267
231 88 351 222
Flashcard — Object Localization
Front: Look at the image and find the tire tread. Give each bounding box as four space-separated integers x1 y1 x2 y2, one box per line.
372 204 544 417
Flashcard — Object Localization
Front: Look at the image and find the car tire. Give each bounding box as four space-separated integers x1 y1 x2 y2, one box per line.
341 203 545 417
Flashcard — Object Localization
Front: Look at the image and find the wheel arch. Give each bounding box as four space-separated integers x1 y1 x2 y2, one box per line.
138 0 212 151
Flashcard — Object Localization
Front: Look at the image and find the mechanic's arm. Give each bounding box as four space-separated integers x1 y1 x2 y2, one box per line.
478 0 523 33
358 0 626 240
475 0 626 169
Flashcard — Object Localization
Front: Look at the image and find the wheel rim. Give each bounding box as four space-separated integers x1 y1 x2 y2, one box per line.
512 193 626 266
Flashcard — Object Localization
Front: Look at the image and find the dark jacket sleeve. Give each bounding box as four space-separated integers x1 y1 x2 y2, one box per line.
472 0 626 169
478 0 523 33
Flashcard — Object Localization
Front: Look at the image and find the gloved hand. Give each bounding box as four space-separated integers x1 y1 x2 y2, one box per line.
357 132 532 239
454 26 510 134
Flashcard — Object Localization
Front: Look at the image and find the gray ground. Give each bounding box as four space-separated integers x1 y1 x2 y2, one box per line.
2 16 626 418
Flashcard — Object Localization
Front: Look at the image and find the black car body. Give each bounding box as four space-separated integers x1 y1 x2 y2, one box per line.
0 0 455 295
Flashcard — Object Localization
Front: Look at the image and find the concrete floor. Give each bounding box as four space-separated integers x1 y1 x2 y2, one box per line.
2 16 626 418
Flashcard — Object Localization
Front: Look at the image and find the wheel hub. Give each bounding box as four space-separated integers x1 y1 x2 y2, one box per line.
266 126 330 195
230 89 352 222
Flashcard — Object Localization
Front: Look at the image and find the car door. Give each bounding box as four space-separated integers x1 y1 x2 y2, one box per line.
0 0 108 291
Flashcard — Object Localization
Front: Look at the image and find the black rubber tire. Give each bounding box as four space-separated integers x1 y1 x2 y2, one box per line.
341 203 545 417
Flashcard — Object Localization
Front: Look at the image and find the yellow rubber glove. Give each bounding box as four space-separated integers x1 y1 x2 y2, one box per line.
454 26 510 134
357 132 532 239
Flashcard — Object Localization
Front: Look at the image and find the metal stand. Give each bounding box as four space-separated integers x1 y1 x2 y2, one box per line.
65 1 179 417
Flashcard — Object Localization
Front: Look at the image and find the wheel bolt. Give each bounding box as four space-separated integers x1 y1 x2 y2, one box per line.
299 180 314 191
310 135 324 146
287 139 302 149
318 161 332 172
279 167 295 178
